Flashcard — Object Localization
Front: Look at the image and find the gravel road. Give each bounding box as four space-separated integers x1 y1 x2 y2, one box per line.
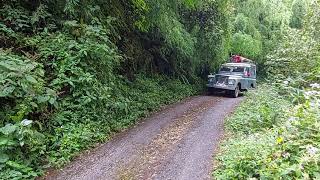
44 95 243 180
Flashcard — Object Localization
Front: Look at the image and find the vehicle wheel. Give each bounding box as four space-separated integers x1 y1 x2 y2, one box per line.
231 85 240 98
207 87 216 95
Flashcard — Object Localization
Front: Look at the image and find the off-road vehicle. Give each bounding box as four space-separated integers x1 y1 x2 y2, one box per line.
207 57 256 98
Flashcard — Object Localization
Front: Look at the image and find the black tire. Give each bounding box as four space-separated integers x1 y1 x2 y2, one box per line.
207 87 216 95
229 85 240 98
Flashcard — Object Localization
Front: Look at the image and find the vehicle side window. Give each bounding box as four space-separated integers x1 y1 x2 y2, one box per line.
245 67 250 77
233 67 245 72
220 67 231 72
250 67 256 78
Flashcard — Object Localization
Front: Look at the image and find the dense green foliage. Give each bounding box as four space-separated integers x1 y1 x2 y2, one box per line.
225 85 290 135
0 0 210 178
231 0 292 62
214 85 320 179
2 0 320 179
214 1 320 179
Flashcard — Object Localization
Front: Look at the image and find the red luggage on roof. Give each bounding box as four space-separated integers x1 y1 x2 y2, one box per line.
230 55 254 63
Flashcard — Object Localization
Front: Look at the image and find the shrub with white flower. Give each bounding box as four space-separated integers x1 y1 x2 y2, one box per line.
306 145 319 157
303 83 320 102
310 83 320 89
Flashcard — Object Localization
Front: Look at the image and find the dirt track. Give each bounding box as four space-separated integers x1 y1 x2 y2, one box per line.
45 95 243 180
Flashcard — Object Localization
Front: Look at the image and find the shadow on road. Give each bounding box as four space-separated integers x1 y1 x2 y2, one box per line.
204 91 245 98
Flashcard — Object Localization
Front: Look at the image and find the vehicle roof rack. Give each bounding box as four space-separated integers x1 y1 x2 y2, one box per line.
230 55 254 64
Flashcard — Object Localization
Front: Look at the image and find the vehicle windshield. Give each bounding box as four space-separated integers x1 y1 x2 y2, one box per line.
219 66 245 73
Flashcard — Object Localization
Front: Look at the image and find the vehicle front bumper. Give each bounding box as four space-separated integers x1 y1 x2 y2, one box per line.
207 84 236 91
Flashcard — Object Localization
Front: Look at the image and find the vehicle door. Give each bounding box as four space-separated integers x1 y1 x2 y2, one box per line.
247 66 256 88
242 67 251 89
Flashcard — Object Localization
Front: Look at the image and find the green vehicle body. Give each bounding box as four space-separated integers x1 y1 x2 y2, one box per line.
207 62 257 98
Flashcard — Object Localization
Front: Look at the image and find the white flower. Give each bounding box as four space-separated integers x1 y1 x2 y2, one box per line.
304 90 319 99
310 101 320 108
21 119 33 126
306 145 319 156
288 117 297 122
282 152 290 158
310 83 320 89
283 81 289 85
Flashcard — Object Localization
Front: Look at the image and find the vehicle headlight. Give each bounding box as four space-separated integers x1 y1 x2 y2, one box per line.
228 79 236 85
209 78 215 83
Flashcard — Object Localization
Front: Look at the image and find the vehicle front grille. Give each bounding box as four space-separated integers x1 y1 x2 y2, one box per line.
216 75 229 85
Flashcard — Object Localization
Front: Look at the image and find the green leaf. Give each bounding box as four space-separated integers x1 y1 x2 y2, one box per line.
37 95 50 103
11 113 25 122
0 137 9 145
25 75 38 84
0 86 15 97
0 61 17 71
0 124 17 135
314 172 320 179
46 88 56 95
6 161 24 169
49 97 56 105
6 170 23 178
30 102 38 108
0 153 9 163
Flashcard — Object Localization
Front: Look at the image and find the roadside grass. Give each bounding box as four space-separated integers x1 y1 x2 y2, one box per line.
225 85 290 134
213 85 320 179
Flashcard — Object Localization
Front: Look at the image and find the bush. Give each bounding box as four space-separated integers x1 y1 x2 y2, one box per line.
0 120 45 179
214 85 320 179
225 85 290 134
215 132 277 179
231 32 262 59
0 0 229 179
0 71 197 179
0 20 198 179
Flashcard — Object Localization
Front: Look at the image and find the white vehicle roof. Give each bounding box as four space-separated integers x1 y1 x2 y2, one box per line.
222 63 255 67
